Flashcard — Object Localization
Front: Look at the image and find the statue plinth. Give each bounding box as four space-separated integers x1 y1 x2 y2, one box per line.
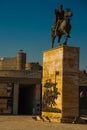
42 46 80 123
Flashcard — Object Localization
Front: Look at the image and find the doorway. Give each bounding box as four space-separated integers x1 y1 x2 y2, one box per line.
79 86 87 116
18 84 35 115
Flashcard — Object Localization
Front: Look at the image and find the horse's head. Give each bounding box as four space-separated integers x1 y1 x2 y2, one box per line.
64 9 73 18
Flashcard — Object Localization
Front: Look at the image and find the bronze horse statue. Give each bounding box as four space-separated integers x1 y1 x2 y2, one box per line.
52 9 73 48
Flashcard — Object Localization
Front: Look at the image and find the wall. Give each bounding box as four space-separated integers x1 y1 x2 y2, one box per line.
0 57 17 70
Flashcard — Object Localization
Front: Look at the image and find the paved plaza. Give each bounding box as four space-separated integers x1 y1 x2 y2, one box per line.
0 116 87 130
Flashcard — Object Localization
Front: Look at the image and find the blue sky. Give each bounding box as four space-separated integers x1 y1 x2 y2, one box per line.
0 0 87 70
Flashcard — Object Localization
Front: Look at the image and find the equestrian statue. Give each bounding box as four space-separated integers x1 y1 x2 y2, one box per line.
52 4 73 48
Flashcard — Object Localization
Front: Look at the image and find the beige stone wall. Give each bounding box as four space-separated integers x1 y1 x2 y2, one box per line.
0 70 42 79
0 57 17 70
25 62 42 71
0 51 26 70
0 83 13 114
42 46 80 119
79 72 87 86
0 51 41 71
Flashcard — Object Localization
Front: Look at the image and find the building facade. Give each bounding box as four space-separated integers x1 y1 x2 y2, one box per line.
0 50 42 115
0 48 87 118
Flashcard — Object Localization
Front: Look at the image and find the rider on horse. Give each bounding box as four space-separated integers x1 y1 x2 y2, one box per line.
54 4 64 33
52 4 72 48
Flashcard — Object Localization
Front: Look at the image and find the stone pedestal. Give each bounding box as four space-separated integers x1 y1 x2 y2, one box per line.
42 46 80 122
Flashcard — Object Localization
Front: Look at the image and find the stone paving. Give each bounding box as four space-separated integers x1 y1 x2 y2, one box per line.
0 116 87 130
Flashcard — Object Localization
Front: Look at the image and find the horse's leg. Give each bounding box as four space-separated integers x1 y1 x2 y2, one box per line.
63 36 68 45
58 35 61 46
51 26 56 48
52 41 54 48
52 35 56 48
61 27 70 38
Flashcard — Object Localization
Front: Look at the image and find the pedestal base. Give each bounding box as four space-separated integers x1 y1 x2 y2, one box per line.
41 112 86 123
